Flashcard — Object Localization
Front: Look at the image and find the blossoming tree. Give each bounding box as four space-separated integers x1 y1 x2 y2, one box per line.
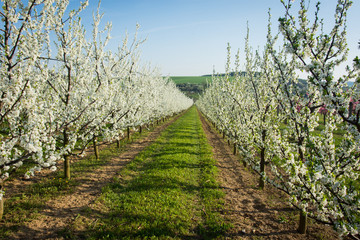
0 0 192 220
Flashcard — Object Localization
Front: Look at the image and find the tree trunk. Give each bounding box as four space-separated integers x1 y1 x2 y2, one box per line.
297 143 307 234
349 101 353 118
233 143 237 155
139 125 142 134
323 114 326 125
127 127 130 140
117 139 120 149
0 196 3 220
259 147 265 189
64 154 71 179
63 130 71 179
298 211 307 234
93 136 99 160
0 184 4 220
259 129 267 189
243 160 247 168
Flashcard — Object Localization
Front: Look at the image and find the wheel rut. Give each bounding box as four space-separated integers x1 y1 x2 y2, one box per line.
198 110 340 240
10 115 182 240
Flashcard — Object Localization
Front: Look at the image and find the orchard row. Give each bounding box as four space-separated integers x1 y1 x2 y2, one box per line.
0 0 192 200
197 0 359 238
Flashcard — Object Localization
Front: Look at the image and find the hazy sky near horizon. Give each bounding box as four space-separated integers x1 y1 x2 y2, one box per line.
70 0 360 77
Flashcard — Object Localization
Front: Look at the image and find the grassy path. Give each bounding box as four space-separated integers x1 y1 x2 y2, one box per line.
1 114 182 239
86 107 229 239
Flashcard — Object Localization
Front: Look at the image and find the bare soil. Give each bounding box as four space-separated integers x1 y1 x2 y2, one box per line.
2 110 345 240
198 111 340 240
4 116 180 240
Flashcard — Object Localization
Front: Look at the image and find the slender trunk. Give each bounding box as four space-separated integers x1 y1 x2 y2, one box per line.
259 129 266 189
243 160 247 168
227 139 230 146
297 144 307 233
349 101 353 118
117 139 120 149
0 196 3 220
233 143 237 155
63 130 71 179
93 136 99 160
139 125 142 134
64 154 71 179
63 50 72 180
1 11 11 113
323 114 326 125
127 127 130 140
259 147 265 189
298 211 307 234
0 184 3 220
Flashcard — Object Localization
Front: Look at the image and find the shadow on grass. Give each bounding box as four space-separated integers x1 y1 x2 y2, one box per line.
87 211 201 240
80 107 229 239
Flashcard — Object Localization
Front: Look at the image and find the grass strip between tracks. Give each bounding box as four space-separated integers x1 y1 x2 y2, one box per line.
87 106 230 239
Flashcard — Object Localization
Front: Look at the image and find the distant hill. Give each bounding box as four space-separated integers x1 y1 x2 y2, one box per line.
168 76 210 100
169 74 355 100
202 71 247 77
169 76 211 84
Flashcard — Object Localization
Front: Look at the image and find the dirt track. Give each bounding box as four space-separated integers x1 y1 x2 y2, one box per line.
3 109 342 239
198 111 340 240
7 116 180 240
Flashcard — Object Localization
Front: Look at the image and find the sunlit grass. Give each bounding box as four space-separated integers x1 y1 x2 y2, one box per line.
85 107 230 239
0 122 163 239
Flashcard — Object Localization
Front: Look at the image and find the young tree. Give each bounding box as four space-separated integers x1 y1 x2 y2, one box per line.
198 0 360 236
0 0 62 218
270 0 360 236
37 0 99 180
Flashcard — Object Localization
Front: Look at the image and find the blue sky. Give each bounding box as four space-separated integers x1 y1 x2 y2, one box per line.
70 0 360 77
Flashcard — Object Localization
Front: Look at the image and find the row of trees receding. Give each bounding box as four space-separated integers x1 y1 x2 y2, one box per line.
0 0 193 217
197 0 359 238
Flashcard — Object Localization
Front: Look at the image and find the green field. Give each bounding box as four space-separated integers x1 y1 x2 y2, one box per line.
169 76 212 84
169 76 211 100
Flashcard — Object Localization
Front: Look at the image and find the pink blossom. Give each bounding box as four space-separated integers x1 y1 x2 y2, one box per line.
318 105 328 115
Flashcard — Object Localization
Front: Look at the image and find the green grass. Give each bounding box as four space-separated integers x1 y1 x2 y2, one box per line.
84 106 230 239
0 145 119 239
278 114 347 147
169 76 211 84
314 115 347 146
0 123 161 239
